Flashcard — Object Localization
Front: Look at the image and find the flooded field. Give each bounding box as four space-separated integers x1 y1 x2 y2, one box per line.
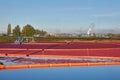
0 42 120 57
0 42 120 70
0 56 119 65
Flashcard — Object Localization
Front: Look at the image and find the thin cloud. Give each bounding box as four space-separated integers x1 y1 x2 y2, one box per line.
64 7 92 10
92 13 120 18
56 7 93 12
95 28 120 34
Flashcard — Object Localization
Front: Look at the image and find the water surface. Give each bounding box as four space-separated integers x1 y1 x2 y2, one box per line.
0 65 120 80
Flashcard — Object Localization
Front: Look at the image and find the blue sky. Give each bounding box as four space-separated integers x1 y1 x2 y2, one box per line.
0 0 120 34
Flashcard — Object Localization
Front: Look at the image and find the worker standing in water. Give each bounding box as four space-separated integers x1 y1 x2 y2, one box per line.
19 36 23 45
15 36 23 45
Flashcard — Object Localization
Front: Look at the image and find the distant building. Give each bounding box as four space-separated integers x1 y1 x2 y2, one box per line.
53 33 77 37
34 32 48 37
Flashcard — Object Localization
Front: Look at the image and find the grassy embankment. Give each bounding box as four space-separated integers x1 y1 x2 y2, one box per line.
0 36 120 43
0 36 17 43
35 36 120 42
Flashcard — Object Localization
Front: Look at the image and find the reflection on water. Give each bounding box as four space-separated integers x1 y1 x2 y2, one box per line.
0 56 119 65
0 65 120 80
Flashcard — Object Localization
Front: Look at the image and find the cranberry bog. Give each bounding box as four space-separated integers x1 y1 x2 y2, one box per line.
0 42 120 70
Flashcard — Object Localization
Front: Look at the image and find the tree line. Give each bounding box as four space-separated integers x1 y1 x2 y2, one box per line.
7 24 47 37
6 23 120 40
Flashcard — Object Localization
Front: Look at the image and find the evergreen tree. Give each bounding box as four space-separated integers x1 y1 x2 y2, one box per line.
13 25 21 37
7 24 11 35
